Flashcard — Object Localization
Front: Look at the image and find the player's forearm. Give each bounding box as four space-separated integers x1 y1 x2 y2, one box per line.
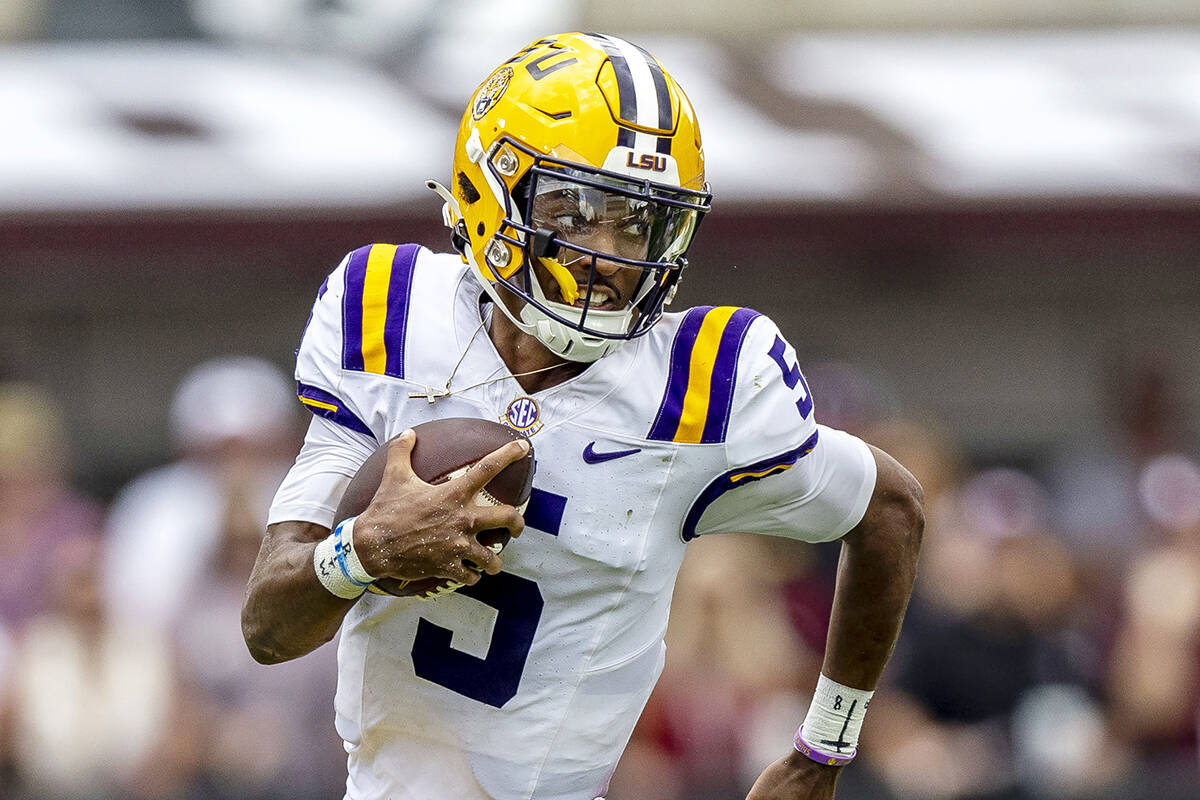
241 521 357 664
822 445 923 689
747 448 921 799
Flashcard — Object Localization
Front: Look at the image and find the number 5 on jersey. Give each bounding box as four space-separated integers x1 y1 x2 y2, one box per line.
768 335 813 419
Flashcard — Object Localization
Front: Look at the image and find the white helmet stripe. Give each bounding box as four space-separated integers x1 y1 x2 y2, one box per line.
631 42 673 132
589 34 667 154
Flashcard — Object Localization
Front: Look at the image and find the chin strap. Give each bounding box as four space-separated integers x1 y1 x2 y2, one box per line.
518 304 627 363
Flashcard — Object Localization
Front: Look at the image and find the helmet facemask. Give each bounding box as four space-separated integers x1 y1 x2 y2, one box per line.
481 138 710 360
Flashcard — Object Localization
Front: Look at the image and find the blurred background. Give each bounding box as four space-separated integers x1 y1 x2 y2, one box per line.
2 1 1199 799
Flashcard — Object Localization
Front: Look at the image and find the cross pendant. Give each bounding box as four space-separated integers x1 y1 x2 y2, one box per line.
408 386 449 403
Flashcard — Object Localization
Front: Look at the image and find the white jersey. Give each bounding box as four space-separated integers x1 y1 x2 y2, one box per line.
268 244 877 800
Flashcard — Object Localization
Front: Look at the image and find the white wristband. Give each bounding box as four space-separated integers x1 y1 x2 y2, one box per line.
798 674 874 761
312 516 376 599
333 516 377 584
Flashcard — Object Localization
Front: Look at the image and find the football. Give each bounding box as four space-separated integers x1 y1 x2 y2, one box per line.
331 417 535 598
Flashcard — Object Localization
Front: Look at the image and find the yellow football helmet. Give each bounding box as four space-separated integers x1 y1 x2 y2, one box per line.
427 32 711 362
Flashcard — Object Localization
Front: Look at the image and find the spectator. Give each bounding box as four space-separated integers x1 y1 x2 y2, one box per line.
102 356 301 634
172 454 343 800
1106 453 1200 799
1048 355 1192 563
95 355 343 798
0 382 104 629
865 469 1127 800
3 535 186 799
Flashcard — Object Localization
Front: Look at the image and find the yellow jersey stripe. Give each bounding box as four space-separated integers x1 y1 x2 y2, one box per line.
360 244 398 374
730 463 794 483
675 305 738 443
298 395 338 413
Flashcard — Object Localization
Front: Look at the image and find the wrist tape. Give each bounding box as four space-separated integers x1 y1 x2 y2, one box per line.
794 673 874 765
313 516 376 599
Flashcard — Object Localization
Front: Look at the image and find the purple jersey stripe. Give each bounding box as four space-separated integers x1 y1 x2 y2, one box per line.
341 245 372 372
383 244 421 379
297 382 374 438
680 429 820 541
647 306 713 441
700 308 761 444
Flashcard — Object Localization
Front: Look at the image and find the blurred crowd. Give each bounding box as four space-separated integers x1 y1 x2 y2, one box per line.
0 359 343 800
1 352 1198 800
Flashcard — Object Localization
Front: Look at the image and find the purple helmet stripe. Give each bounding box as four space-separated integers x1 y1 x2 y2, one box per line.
595 37 636 142
632 42 673 132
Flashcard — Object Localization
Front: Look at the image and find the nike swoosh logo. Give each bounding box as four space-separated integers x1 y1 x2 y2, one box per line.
582 442 642 464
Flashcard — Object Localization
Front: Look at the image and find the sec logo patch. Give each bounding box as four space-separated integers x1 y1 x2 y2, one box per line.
502 396 542 435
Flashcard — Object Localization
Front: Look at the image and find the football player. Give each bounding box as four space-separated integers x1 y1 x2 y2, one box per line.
243 33 923 800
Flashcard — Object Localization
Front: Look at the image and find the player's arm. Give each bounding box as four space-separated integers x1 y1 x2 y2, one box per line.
242 429 527 665
242 519 356 664
239 253 372 665
688 317 922 799
823 445 923 690
745 444 923 800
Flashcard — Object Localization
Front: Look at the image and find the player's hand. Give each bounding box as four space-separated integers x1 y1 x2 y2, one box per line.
352 429 528 585
745 751 841 800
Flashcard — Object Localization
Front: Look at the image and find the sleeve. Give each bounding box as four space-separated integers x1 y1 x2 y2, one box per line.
684 315 877 543
267 415 378 527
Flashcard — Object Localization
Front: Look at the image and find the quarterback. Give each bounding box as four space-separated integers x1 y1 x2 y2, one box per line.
243 33 923 800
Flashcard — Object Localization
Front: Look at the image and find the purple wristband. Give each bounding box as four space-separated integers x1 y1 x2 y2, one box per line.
793 725 856 767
